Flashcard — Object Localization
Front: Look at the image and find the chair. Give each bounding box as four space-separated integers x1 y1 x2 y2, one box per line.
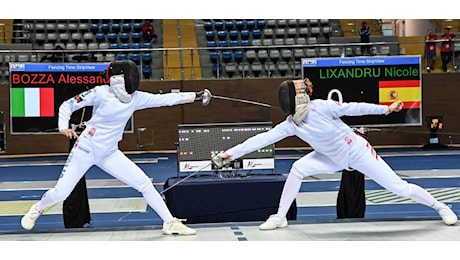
274 28 286 38
245 50 257 63
295 37 306 45
130 53 141 65
318 47 329 57
57 23 67 32
305 48 317 57
224 20 234 31
101 23 110 33
380 46 390 55
83 32 94 43
71 32 82 43
88 42 99 50
287 28 297 38
131 42 141 51
143 42 153 48
298 27 309 37
235 20 244 31
110 42 120 49
142 52 153 65
246 20 255 30
240 40 250 47
117 53 128 60
111 23 121 33
269 49 280 62
17 54 29 62
240 29 250 40
222 50 233 63
217 30 227 41
120 32 130 43
310 27 321 35
121 23 132 33
277 61 290 76
263 28 274 38
77 42 88 50
133 23 142 33
66 42 76 50
287 19 297 28
218 40 228 48
281 49 293 61
96 32 106 43
205 30 215 41
345 47 354 57
47 33 58 43
252 29 262 39
262 39 273 46
224 63 238 78
284 38 295 45
105 53 116 61
142 65 152 80
46 23 57 32
277 20 287 28
251 39 262 46
77 23 88 32
90 23 99 33
293 48 305 60
256 20 265 29
230 40 240 47
207 40 217 48
266 19 276 28
307 37 317 45
121 43 131 49
229 30 239 40
212 64 223 77
257 49 268 63
234 50 244 63
132 32 141 43
204 21 213 31
329 47 341 57
210 51 219 63
250 61 264 77
273 38 284 46
59 33 70 44
214 20 224 30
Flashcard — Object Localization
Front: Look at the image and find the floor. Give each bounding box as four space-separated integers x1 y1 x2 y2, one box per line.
0 148 459 259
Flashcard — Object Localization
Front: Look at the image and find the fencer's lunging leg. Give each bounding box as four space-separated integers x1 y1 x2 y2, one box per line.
276 173 303 218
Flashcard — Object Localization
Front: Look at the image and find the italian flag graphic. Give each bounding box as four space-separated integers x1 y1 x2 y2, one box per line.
11 87 55 117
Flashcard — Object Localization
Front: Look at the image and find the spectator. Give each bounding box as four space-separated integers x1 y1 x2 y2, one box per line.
41 44 66 62
425 29 438 73
359 21 371 56
440 27 457 72
141 19 157 43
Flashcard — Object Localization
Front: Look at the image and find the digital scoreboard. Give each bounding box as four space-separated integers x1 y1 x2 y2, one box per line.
9 63 132 134
177 122 274 172
301 55 422 127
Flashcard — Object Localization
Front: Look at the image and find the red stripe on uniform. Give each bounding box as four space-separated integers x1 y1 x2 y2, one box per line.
39 88 55 117
379 80 420 88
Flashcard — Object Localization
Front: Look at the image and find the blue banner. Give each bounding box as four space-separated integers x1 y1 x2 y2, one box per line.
302 56 421 67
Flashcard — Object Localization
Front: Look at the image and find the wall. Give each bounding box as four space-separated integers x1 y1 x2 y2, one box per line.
1 74 459 155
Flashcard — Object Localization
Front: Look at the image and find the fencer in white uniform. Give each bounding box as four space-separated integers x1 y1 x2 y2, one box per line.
212 78 457 230
22 60 210 235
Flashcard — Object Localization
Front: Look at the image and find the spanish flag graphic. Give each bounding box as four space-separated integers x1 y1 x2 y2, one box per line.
379 80 421 109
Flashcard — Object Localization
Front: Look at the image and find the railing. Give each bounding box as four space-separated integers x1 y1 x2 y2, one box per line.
1 38 460 83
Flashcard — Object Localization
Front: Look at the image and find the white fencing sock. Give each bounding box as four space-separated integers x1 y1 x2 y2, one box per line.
276 173 303 217
141 185 174 223
408 183 443 209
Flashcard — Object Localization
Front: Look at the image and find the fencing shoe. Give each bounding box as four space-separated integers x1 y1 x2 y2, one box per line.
437 204 457 225
162 218 196 235
259 214 288 230
21 202 43 230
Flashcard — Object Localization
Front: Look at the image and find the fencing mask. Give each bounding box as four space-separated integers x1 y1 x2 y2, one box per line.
108 60 140 94
278 79 313 124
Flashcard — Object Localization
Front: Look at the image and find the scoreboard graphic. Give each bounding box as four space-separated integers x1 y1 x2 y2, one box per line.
301 55 422 127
